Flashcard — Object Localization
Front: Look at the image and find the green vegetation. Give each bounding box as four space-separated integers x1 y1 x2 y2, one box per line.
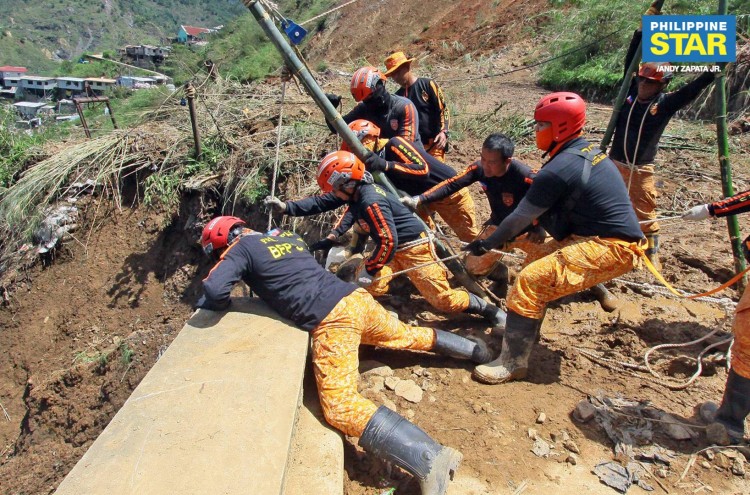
537 0 749 100
0 106 55 190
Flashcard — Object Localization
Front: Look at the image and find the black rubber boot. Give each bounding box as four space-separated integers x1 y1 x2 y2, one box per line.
432 329 493 364
465 293 507 329
359 406 463 495
589 283 621 312
645 233 661 271
700 370 750 445
472 310 540 385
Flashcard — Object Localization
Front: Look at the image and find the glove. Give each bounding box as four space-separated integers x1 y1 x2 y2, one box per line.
400 195 420 210
681 204 711 221
462 239 491 256
325 93 342 107
263 196 287 213
527 224 547 244
309 238 334 252
365 153 388 172
356 271 374 288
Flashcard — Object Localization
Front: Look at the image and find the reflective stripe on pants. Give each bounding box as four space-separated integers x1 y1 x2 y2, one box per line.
312 289 435 437
731 286 750 379
417 188 480 243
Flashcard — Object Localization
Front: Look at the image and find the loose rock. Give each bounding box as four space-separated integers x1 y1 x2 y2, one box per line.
536 412 547 424
573 400 596 423
394 379 423 403
361 361 394 378
531 438 552 458
563 439 580 454
565 454 577 465
731 457 745 476
384 376 400 391
659 413 694 441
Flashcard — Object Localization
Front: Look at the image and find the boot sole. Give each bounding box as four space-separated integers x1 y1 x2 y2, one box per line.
421 447 463 495
472 367 528 385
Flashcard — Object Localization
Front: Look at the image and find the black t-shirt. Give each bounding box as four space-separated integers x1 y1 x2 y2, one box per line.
395 77 449 145
286 185 426 275
609 30 714 165
200 231 356 330
528 138 643 241
376 136 457 196
421 159 535 225
340 94 421 143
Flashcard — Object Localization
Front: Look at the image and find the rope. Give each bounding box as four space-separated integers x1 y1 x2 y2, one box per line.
438 26 629 84
638 215 684 225
267 80 287 231
611 278 737 307
372 252 467 282
300 0 361 26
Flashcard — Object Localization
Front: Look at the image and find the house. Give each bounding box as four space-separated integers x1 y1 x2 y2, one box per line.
13 101 52 119
0 66 27 87
124 45 170 63
19 76 58 100
177 25 214 44
117 76 156 89
84 77 116 94
56 77 86 97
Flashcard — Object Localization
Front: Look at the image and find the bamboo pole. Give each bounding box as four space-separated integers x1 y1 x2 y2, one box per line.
715 0 746 288
242 0 492 299
600 0 665 151
185 82 202 160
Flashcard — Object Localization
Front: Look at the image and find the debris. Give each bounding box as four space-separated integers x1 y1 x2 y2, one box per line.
381 397 398 412
34 205 78 254
705 423 731 446
655 467 668 478
404 409 415 420
593 461 631 493
528 428 538 440
536 412 547 424
369 376 385 394
324 245 350 270
531 438 552 458
574 399 596 423
565 454 577 465
703 450 715 461
384 376 400 390
636 446 674 466
700 461 711 469
714 452 730 470
394 379 423 403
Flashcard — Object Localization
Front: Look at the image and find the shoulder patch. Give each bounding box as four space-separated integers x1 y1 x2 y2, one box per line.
421 89 429 103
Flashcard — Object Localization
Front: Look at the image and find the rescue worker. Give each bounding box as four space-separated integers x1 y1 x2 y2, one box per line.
263 151 506 327
401 133 620 311
682 193 750 444
464 92 644 384
325 66 421 153
609 3 715 268
383 51 450 160
198 216 493 494
340 119 479 243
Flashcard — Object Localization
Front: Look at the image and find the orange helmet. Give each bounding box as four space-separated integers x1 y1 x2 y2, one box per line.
317 151 365 193
638 62 674 83
350 66 386 102
534 92 586 146
201 216 246 255
340 119 381 152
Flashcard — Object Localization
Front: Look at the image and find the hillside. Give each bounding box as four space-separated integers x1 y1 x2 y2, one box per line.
0 0 247 72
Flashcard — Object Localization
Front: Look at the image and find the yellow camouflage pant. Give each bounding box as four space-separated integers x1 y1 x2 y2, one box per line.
731 286 750 379
367 240 471 313
614 160 659 234
417 188 479 243
311 289 435 436
507 235 642 319
465 224 549 277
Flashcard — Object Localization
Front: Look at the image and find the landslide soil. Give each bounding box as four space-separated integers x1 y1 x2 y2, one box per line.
2 1 750 494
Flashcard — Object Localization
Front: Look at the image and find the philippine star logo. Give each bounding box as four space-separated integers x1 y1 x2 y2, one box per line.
642 14 736 73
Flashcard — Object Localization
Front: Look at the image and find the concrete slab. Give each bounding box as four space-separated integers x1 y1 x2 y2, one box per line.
283 364 344 495
55 298 309 495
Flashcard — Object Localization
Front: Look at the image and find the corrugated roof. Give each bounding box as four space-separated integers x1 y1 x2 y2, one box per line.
21 76 56 81
84 78 116 84
182 25 212 36
57 77 86 82
14 102 48 108
0 66 28 72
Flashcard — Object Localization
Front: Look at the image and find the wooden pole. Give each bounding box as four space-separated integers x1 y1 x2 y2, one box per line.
715 0 746 288
185 82 202 160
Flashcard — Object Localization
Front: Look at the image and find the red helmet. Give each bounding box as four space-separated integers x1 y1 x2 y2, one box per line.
638 62 674 83
534 92 586 146
350 66 386 102
317 151 365 193
340 119 381 152
201 216 246 255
